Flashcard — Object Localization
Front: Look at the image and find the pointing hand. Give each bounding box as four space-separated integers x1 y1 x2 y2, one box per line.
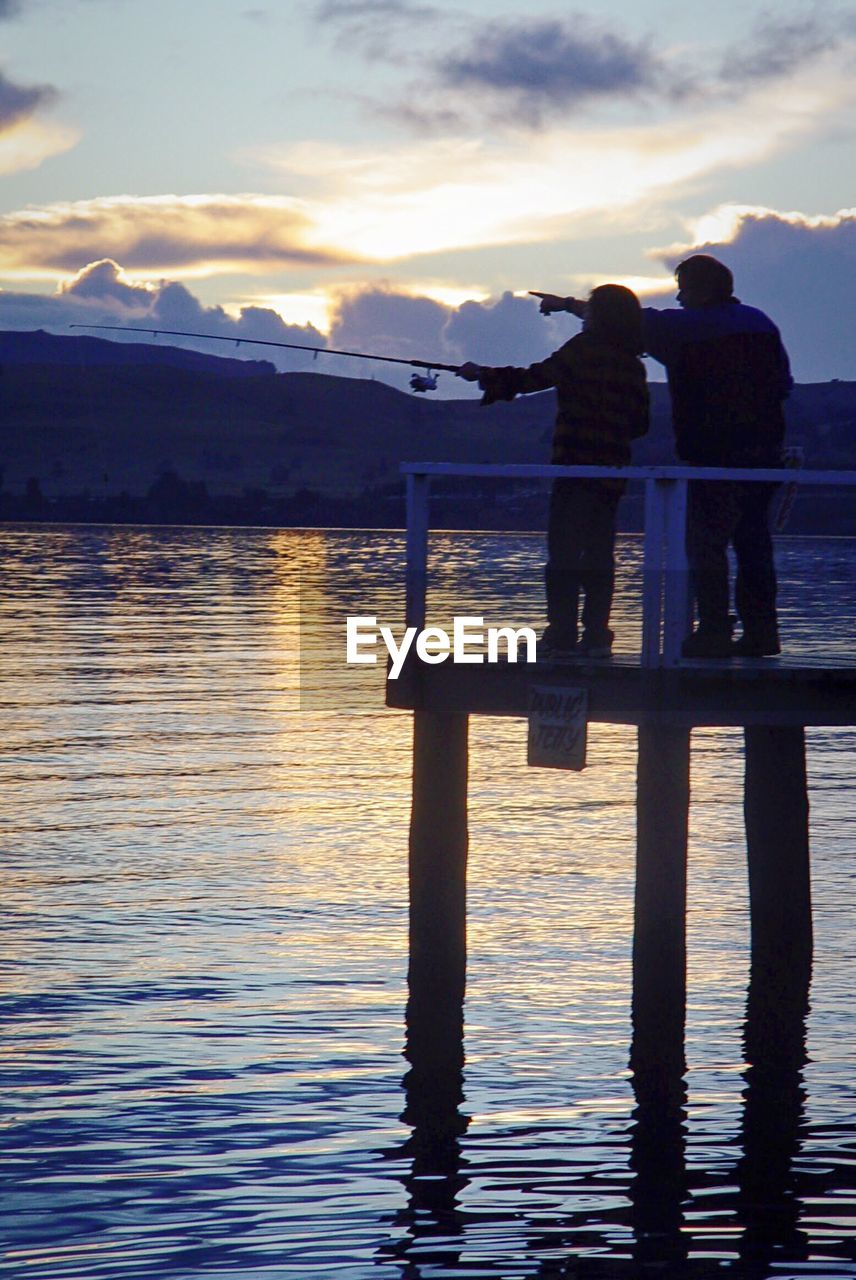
529 291 567 315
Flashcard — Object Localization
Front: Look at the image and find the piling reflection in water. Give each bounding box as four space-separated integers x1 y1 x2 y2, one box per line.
628 1064 689 1271
391 867 816 1278
384 970 469 1275
737 945 811 1268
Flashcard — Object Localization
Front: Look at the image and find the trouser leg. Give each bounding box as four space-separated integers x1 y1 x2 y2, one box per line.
687 481 738 633
733 483 779 639
579 486 620 641
545 480 584 640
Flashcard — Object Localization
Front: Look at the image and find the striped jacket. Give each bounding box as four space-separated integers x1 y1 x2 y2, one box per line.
477 330 649 467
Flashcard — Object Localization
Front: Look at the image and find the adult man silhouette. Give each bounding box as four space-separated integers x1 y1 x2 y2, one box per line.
533 256 793 657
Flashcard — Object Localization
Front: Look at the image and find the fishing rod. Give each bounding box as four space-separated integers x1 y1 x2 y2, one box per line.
69 323 460 392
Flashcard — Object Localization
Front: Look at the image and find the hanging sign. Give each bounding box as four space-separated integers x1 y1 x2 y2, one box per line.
527 685 588 771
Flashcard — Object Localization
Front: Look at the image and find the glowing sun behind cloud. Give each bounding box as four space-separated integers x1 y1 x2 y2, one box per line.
267 68 851 264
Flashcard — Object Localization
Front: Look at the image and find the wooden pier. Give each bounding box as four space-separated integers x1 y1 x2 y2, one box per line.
389 463 856 1082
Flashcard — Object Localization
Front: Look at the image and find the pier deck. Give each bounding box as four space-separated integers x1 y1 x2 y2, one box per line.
388 651 856 726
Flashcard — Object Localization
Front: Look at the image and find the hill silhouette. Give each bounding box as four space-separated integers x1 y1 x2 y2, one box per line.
0 331 854 529
0 329 274 376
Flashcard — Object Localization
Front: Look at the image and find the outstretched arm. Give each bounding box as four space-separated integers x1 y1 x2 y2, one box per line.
456 353 562 405
529 292 586 318
456 360 520 405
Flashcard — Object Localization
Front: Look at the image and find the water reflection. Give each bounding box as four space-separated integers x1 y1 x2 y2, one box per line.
381 980 470 1276
736 956 811 1270
388 894 820 1278
1 526 853 1278
628 1066 689 1272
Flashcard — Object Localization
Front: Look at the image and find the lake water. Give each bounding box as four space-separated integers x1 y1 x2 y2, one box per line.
1 523 854 1280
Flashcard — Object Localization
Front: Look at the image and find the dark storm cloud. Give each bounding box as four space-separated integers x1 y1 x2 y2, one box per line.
438 18 664 116
0 68 57 130
0 0 22 17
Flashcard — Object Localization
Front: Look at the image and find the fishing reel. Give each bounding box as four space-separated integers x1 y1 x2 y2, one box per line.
410 371 439 394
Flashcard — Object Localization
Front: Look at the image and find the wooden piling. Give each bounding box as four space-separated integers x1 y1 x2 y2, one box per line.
744 725 812 987
631 723 691 1079
408 710 469 1010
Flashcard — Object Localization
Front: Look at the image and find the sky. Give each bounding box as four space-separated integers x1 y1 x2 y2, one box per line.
0 0 854 393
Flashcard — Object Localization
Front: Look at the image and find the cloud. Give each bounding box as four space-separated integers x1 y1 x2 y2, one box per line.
651 205 856 380
0 0 22 17
0 68 56 131
4 216 854 391
0 262 331 372
0 264 561 394
0 119 79 179
329 284 450 362
0 69 71 176
2 43 848 287
720 13 839 86
443 291 561 367
313 2 856 135
313 0 437 58
0 194 365 277
328 285 566 386
264 80 835 263
314 6 676 126
316 0 421 13
437 18 666 124
59 258 154 307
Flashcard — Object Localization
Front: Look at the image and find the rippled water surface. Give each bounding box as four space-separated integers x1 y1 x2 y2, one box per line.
1 524 854 1279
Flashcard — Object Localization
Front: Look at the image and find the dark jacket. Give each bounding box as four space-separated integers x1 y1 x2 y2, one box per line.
642 303 792 466
477 330 649 468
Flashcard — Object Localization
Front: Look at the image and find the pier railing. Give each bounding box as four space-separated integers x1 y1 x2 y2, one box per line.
402 462 856 667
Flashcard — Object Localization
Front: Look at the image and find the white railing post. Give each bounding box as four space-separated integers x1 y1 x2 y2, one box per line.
641 478 666 667
405 471 430 629
662 478 691 666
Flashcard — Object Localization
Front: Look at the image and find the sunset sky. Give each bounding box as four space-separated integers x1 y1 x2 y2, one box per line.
1 0 854 390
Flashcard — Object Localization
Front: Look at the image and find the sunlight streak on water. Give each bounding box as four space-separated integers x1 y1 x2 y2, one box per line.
0 524 853 1278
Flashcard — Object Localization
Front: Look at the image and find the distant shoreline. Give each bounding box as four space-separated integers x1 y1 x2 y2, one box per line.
1 496 854 537
2 336 854 535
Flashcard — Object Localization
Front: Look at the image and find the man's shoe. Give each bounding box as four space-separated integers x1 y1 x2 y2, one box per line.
681 628 734 659
732 632 781 657
577 628 614 659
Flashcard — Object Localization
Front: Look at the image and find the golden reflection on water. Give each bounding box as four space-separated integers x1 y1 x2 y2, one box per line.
0 524 853 1278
